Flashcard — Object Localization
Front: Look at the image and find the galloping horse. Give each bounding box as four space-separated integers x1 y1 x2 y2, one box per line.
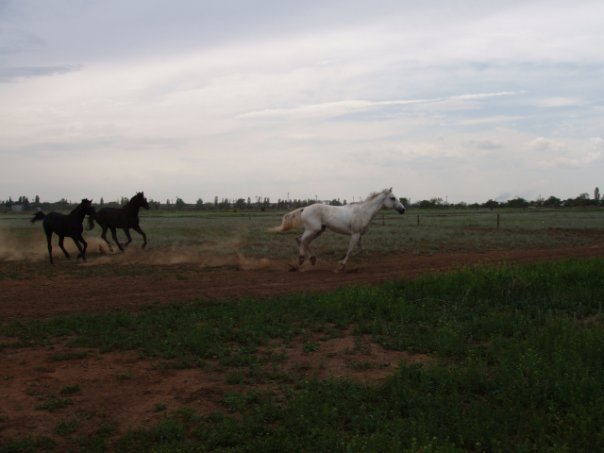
95 192 150 252
270 188 405 271
31 198 96 264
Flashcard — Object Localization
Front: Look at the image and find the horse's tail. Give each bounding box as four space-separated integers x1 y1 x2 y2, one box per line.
268 208 304 232
31 211 46 223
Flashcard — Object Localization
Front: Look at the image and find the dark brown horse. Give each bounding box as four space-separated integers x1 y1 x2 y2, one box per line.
31 198 96 264
95 192 150 252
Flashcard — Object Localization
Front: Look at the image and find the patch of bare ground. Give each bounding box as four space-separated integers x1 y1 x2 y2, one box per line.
0 332 428 449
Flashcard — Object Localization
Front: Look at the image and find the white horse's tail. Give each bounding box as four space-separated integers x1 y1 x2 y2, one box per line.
268 207 304 232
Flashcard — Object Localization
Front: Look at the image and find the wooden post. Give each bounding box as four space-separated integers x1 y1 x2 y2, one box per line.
497 213 500 230
417 214 420 226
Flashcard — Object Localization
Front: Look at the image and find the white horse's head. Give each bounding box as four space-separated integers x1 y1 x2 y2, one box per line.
381 188 406 214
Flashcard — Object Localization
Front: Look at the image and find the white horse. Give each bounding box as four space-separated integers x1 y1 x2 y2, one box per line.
270 188 405 270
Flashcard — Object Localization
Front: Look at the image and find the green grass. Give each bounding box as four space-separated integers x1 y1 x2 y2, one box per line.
1 258 603 451
1 208 603 276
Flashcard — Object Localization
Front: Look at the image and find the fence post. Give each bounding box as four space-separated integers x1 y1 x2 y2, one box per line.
497 213 500 230
417 214 420 226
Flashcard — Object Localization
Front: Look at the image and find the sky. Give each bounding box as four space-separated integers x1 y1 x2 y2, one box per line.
1 0 603 204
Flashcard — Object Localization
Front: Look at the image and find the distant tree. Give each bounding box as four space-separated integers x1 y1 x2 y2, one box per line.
564 193 594 207
595 187 600 202
506 197 529 208
234 198 247 210
484 199 499 210
175 197 186 210
100 197 104 206
57 198 70 209
543 196 561 208
18 196 30 210
416 198 445 208
34 195 41 205
195 198 204 210
214 196 218 208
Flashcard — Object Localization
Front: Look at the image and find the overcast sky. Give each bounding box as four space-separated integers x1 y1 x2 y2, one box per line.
1 0 603 204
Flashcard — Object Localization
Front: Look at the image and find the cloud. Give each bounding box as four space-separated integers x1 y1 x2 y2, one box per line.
1 1 604 203
239 92 520 119
533 97 585 108
530 137 566 152
0 64 80 82
0 27 41 54
530 136 603 168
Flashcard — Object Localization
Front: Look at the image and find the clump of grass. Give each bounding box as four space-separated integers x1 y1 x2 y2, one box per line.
60 384 80 395
36 397 72 412
54 419 80 437
49 351 87 361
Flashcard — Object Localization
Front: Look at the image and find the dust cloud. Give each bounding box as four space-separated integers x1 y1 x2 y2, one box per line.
88 237 275 270
0 227 47 261
0 225 276 270
0 225 277 270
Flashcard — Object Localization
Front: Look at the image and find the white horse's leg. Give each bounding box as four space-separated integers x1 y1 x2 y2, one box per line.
306 226 325 265
297 227 323 266
353 236 363 255
338 233 361 271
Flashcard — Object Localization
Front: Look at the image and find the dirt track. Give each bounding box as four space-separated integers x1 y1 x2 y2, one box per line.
2 244 603 320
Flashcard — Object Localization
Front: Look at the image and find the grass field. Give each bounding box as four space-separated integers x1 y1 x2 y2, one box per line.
1 208 603 451
1 207 603 266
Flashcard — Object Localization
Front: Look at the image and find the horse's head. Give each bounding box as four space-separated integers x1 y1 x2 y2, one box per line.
81 198 97 229
382 188 405 214
135 192 150 210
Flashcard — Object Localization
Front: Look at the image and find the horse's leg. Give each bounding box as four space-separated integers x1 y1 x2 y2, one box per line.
45 229 54 265
306 226 325 265
71 236 84 260
338 233 361 271
298 228 323 267
100 225 114 252
58 236 71 259
123 228 133 248
296 235 305 266
77 235 88 261
132 225 147 248
352 236 363 256
110 227 124 252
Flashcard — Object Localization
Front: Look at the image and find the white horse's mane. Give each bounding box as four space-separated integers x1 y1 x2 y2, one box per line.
350 188 390 204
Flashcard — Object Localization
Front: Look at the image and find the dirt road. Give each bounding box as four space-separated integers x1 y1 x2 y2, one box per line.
2 244 603 320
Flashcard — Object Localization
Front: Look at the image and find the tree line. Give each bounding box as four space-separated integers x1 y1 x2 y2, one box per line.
1 188 602 212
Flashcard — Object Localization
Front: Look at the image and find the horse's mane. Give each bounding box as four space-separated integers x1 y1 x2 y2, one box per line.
364 189 390 202
126 192 144 206
348 189 390 205
70 199 91 215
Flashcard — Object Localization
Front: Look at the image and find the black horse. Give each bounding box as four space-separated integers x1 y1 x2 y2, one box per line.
95 192 150 252
31 198 96 264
